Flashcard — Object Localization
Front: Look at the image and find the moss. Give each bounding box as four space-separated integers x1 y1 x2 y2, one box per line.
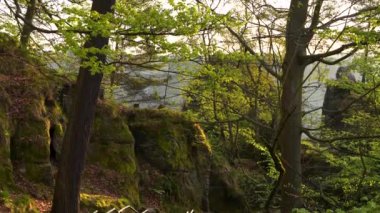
90 102 137 174
0 104 13 187
24 98 47 120
0 33 19 54
2 193 39 213
24 163 53 185
125 184 140 207
209 154 248 213
162 203 200 213
11 118 50 163
11 118 52 184
92 103 135 145
193 123 212 153
0 146 13 188
80 193 132 212
46 101 64 124
86 102 140 206
92 117 134 145
0 32 62 186
127 109 196 171
125 108 213 211
88 143 136 176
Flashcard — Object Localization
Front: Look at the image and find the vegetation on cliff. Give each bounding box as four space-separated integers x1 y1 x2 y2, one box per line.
0 0 380 212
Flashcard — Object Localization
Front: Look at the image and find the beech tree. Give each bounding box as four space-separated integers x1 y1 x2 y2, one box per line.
51 0 116 212
1 0 379 211
195 0 380 211
3 0 60 50
231 1 379 211
48 1 215 212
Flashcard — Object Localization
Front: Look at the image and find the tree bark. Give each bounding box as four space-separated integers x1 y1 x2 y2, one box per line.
279 0 309 212
20 0 37 49
51 0 115 212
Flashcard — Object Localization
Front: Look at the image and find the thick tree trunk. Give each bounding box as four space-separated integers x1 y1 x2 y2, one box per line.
279 62 304 212
51 0 115 212
279 0 309 212
20 0 37 49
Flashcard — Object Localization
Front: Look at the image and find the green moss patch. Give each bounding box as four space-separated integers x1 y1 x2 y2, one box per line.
0 105 13 187
80 193 132 212
11 118 52 184
85 102 140 206
125 108 212 211
209 154 248 212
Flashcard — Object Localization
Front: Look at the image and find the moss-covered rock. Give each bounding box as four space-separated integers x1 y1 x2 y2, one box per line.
91 103 135 145
86 102 139 206
0 32 65 186
127 109 200 170
0 96 13 187
0 35 247 211
209 154 249 213
0 35 17 188
11 118 50 163
126 108 212 212
11 117 53 184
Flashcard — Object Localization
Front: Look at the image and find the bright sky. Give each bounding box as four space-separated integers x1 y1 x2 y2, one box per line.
270 0 290 8
206 0 290 14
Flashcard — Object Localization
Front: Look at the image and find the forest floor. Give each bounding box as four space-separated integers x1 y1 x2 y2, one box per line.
0 164 140 212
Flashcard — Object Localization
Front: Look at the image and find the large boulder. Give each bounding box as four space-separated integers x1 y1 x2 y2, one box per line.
126 109 212 212
86 102 139 206
11 116 52 184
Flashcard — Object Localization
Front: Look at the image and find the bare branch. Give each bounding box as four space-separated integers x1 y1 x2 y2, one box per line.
304 42 357 63
318 47 358 65
303 129 380 143
317 5 379 29
226 26 281 80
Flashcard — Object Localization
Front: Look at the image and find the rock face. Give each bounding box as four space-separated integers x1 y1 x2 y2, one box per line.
0 33 247 212
322 66 357 129
0 86 13 186
0 33 63 186
209 156 248 213
126 109 212 212
86 103 140 206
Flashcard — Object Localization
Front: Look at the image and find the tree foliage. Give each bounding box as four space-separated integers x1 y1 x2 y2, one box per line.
0 0 380 212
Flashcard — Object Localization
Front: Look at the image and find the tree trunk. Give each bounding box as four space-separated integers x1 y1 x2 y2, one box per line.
51 0 115 212
279 0 308 212
20 0 37 49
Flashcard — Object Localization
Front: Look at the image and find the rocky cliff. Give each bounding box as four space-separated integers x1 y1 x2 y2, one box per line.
0 33 247 212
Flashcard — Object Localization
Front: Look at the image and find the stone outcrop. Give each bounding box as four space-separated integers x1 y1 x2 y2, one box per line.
0 33 63 185
0 33 248 212
125 108 212 212
322 66 357 130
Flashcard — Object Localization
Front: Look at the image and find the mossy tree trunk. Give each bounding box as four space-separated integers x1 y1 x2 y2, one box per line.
51 0 116 212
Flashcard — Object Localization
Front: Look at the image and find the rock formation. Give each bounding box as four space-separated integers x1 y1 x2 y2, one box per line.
0 33 248 212
322 66 357 130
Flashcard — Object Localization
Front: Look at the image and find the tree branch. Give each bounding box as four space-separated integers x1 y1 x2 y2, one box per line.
308 0 324 31
304 42 358 63
317 5 379 30
303 128 380 143
226 26 281 80
317 47 359 65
